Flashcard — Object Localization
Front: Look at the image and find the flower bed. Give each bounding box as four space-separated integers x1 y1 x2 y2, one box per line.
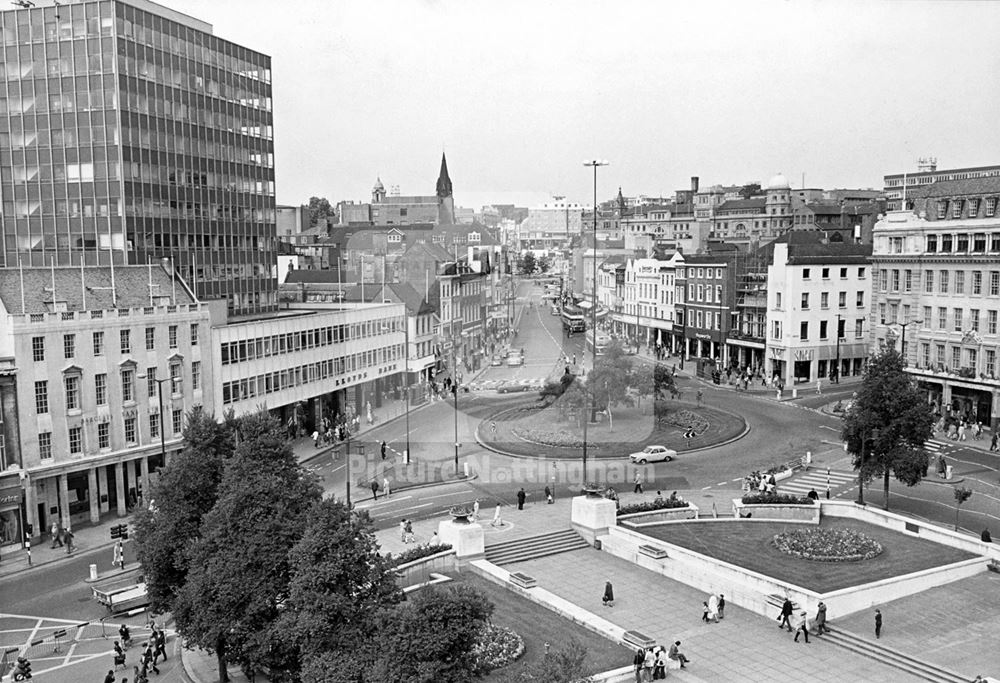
618 498 690 516
471 624 525 674
741 492 813 505
385 543 453 567
772 527 883 562
663 409 709 435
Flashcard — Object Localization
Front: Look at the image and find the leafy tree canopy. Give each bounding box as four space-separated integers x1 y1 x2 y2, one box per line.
520 252 536 275
587 340 635 409
537 255 551 273
498 639 592 683
307 196 334 226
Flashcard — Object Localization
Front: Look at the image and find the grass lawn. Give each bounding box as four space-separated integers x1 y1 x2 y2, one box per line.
639 517 978 593
445 572 632 681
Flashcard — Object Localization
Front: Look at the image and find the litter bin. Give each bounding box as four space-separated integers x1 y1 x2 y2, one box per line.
946 464 954 480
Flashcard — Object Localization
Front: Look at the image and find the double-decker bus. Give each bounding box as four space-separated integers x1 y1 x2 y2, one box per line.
586 329 611 355
561 304 586 334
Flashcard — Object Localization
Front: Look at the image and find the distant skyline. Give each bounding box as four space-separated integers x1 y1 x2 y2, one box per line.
163 0 1000 209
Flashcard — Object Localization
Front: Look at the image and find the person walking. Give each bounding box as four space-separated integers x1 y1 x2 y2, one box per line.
633 471 643 494
707 593 719 623
991 432 999 452
65 527 74 554
778 597 794 631
667 641 690 668
815 601 830 635
793 611 810 643
155 628 167 663
472 499 480 521
642 647 656 682
50 520 63 548
815 378 822 395
370 480 379 500
382 476 390 497
544 485 554 504
403 519 414 544
602 581 615 607
516 488 526 510
399 519 407 542
491 503 503 527
312 429 320 448
875 609 883 639
702 601 710 622
633 647 646 683
380 440 387 460
696 390 703 407
717 594 726 620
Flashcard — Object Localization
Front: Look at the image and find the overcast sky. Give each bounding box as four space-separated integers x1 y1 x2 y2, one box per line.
167 0 1000 210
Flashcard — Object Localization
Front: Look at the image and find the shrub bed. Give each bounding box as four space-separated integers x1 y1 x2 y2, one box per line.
385 543 453 567
617 498 690 516
773 527 883 562
472 624 525 674
741 492 813 505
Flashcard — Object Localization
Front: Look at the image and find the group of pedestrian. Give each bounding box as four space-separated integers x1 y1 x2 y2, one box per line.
398 519 415 544
700 593 725 623
632 641 689 681
49 520 74 554
743 471 777 494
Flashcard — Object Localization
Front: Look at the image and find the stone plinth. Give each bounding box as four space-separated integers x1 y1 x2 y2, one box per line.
571 495 617 544
438 519 484 566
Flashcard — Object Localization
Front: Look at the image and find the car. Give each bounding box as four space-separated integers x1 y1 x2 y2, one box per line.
550 305 560 316
490 356 504 366
507 353 524 367
628 445 676 464
497 381 529 394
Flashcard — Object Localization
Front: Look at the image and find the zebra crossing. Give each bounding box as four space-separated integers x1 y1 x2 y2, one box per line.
781 468 857 497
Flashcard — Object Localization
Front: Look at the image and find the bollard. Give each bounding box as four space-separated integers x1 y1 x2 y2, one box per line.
805 451 812 465
463 462 470 478
403 449 409 465
89 563 98 581
792 388 798 399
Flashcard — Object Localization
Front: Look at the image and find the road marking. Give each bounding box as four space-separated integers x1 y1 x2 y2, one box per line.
701 485 712 490
423 492 465 500
716 482 728 486
820 425 839 432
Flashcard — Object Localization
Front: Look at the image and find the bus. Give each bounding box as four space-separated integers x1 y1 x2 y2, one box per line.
561 304 586 334
586 329 611 355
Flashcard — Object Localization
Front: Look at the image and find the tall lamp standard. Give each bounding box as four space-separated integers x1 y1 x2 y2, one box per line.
834 313 844 384
897 319 923 366
137 373 168 470
582 159 608 481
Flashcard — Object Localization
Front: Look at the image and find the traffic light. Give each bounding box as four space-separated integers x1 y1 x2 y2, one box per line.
110 524 129 540
121 524 129 540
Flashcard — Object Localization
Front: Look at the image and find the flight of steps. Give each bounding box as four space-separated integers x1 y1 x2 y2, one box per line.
822 628 969 683
485 528 590 565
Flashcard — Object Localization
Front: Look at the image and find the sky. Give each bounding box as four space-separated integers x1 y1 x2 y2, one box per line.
165 0 1000 210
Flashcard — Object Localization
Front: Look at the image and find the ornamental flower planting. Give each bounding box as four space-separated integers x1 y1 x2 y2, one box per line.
471 624 525 674
741 492 814 505
617 498 690 516
773 527 883 562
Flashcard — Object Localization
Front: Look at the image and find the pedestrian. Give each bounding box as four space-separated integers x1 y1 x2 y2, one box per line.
642 647 656 681
778 597 794 631
982 528 992 543
652 646 667 680
633 647 646 683
959 421 967 442
708 593 719 623
490 421 497 438
382 476 391 497
793 611 810 643
380 440 387 460
399 519 407 542
113 642 126 669
938 454 947 478
370 480 379 500
472 498 480 521
51 520 63 548
154 628 167 663
815 601 830 635
429 531 441 547
142 642 159 675
602 580 615 607
667 641 689 668
516 487 526 510
105 670 116 683
312 429 320 448
874 609 882 639
65 527 74 554
696 390 703 407
491 503 503 527
816 378 822 395
717 593 725 620
991 432 999 452
544 485 554 504
807 488 819 500
404 519 414 544
633 471 643 494
701 601 710 622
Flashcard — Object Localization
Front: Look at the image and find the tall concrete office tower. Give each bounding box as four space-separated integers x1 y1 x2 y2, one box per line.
0 0 277 314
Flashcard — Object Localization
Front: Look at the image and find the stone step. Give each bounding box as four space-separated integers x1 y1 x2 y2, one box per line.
485 529 589 566
486 527 579 552
823 628 968 683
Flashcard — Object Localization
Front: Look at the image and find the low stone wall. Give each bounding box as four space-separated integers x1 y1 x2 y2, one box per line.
618 504 699 528
731 499 819 523
393 549 455 586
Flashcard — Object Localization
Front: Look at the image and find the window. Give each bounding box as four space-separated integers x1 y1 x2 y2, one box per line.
98 422 110 449
63 334 75 359
855 320 864 338
39 432 52 459
973 271 983 295
69 426 82 455
32 336 45 362
971 309 980 332
986 197 997 218
145 327 155 351
879 269 888 291
989 311 998 335
942 234 953 252
192 361 201 390
858 267 866 279
938 307 947 330
970 199 980 217
955 271 965 295
837 318 846 340
63 375 80 411
120 329 131 354
716 285 722 303
926 235 938 252
121 368 135 402
172 408 183 435
939 270 949 294
890 237 903 253
936 344 946 365
890 270 899 292
992 272 1000 296
146 368 158 397
190 323 199 346
839 292 847 308
696 311 704 328
168 325 178 348
904 270 912 292
801 293 809 310
856 291 864 307
95 373 107 405
771 321 782 339
921 343 930 367
974 233 987 252
819 320 828 339
953 201 964 219
124 416 137 445
923 307 932 325
697 284 704 301
987 349 997 376
937 201 947 219
802 268 811 279
957 234 970 252
821 292 829 309
840 267 848 279
951 346 961 369
34 381 48 414
776 292 782 308
822 268 830 279
697 268 704 278
953 308 963 332
170 363 182 395
800 322 809 340
889 303 898 323
149 412 160 440
93 331 104 356
924 270 934 293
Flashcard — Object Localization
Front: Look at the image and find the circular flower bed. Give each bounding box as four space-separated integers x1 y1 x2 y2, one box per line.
472 624 524 674
772 527 883 562
664 410 709 435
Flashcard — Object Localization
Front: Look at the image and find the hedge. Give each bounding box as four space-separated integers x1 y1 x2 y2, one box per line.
617 498 690 516
740 492 814 505
385 543 453 567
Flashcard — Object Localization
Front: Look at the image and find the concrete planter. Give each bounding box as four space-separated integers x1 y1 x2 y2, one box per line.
731 499 819 523
618 504 699 528
393 549 456 585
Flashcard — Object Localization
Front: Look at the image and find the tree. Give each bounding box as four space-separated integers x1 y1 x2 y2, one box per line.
520 252 536 276
538 372 576 406
499 639 593 683
280 499 402 680
841 348 935 510
307 196 334 226
537 255 551 273
172 411 323 682
134 407 233 613
587 341 635 428
652 363 680 424
954 486 973 531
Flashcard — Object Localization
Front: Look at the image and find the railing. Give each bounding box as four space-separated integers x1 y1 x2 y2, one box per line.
17 303 203 325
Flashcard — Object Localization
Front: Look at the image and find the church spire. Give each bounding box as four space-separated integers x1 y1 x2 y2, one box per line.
436 152 453 198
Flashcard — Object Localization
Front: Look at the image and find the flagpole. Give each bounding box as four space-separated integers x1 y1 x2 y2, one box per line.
50 257 56 304
171 255 177 304
80 258 86 310
18 257 25 314
148 259 154 306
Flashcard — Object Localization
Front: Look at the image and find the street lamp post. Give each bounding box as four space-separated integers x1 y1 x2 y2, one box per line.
834 313 843 384
403 316 411 462
138 373 168 467
897 320 922 366
582 159 608 481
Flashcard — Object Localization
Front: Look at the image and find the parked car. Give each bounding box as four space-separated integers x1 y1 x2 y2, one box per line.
490 356 504 366
628 445 676 464
497 381 529 394
550 305 560 316
507 353 524 367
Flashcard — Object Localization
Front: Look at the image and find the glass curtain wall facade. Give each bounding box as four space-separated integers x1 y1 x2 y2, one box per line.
0 0 277 314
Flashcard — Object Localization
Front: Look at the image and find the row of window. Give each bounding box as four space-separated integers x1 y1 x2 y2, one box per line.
880 304 1000 335
935 197 999 220
802 266 866 280
925 232 1000 253
219 319 402 366
920 344 998 377
33 362 200 414
775 291 866 310
37 408 183 460
914 270 1000 296
31 324 198 362
222 345 401 404
770 319 865 341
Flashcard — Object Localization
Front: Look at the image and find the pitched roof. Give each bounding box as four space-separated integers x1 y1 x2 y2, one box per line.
284 269 344 284
402 240 453 262
0 265 194 315
909 176 1000 199
432 223 500 246
717 198 766 212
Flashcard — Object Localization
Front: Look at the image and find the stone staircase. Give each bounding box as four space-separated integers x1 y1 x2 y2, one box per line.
485 528 590 565
821 628 969 683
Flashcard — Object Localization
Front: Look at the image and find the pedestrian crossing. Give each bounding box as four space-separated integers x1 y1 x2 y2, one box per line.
780 468 857 497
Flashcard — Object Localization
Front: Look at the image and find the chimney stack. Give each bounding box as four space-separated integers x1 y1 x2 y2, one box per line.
691 177 700 193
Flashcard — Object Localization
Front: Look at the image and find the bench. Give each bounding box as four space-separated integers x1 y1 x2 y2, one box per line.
638 544 669 560
622 630 656 649
508 572 537 589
